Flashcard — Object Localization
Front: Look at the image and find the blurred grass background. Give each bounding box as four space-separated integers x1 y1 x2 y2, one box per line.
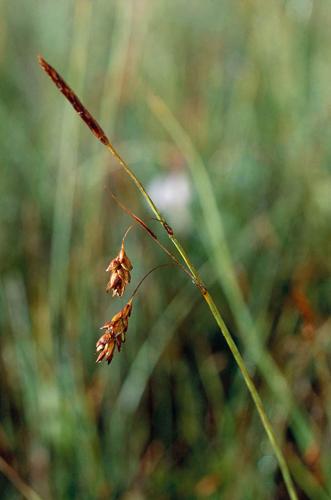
1 0 331 498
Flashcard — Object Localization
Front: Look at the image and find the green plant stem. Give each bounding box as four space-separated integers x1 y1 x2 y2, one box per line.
105 142 199 279
203 291 297 500
105 141 297 500
108 190 195 281
147 89 316 459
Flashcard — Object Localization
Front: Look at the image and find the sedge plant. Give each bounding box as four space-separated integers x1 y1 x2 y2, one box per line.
38 55 298 500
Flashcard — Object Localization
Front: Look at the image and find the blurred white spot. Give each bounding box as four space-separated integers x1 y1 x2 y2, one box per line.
148 171 192 233
287 0 313 22
258 454 277 474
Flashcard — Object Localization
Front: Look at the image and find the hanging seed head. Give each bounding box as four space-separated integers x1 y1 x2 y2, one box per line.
106 240 133 297
96 300 132 364
96 334 116 364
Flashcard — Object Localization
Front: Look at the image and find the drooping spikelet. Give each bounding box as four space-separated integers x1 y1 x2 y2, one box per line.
106 240 133 297
96 301 132 364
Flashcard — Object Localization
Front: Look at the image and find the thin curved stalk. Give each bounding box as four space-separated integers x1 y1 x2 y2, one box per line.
105 141 201 281
38 56 298 500
108 190 195 281
203 291 297 499
0 456 42 500
146 88 315 456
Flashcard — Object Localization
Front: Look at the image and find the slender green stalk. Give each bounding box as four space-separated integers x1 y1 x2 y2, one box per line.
106 135 297 500
38 56 298 500
107 143 297 499
129 264 173 301
0 456 42 500
105 153 297 497
108 190 195 281
147 89 316 459
203 292 297 500
105 143 200 280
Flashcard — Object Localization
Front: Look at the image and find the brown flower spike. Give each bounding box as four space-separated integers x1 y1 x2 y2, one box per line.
106 239 133 297
38 56 110 146
96 301 132 364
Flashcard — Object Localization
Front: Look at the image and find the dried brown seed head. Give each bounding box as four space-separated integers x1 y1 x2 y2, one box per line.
96 301 132 365
96 334 116 364
106 240 133 297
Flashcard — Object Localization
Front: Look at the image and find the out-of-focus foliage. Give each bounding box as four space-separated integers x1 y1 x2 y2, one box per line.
0 1 331 499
